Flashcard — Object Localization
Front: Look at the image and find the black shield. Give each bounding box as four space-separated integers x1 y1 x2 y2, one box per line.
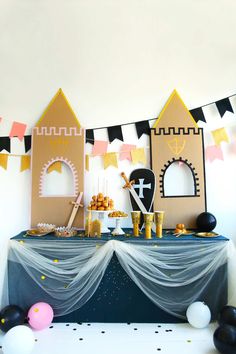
129 168 156 228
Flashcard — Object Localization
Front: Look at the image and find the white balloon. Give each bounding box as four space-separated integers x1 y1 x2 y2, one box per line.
2 325 35 354
186 301 211 328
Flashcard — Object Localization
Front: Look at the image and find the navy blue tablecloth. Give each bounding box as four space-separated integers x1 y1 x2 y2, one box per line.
9 229 228 323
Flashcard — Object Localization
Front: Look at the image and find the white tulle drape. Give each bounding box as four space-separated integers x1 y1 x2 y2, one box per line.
4 238 234 319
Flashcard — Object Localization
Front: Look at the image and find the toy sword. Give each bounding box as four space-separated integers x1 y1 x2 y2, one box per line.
121 172 155 232
67 192 83 228
121 171 149 212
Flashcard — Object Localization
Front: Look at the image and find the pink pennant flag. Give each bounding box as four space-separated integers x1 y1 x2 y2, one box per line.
119 144 136 161
205 145 224 162
92 140 108 156
9 121 27 141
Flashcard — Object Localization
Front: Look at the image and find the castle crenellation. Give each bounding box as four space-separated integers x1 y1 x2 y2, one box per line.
34 126 83 136
151 127 202 136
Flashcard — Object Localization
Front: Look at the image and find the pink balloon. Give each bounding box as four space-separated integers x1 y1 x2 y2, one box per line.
27 302 54 330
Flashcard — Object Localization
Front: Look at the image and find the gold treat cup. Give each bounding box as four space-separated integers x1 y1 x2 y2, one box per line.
131 211 141 237
143 212 154 239
154 211 165 238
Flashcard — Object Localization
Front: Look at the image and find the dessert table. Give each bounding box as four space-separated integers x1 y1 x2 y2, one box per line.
8 229 228 323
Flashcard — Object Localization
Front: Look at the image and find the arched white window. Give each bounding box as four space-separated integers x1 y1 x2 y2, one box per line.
41 161 75 197
163 161 195 196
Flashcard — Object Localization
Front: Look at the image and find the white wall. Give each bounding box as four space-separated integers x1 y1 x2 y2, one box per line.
1 0 236 243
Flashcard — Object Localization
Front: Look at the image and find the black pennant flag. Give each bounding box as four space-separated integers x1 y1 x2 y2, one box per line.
86 129 95 145
24 135 31 153
215 98 234 117
189 107 206 123
0 137 11 152
135 120 150 139
107 125 123 143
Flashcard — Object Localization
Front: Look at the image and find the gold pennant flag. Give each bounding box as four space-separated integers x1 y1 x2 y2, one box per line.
103 152 118 169
212 127 229 146
20 155 31 172
0 154 8 170
131 148 146 164
47 161 62 173
86 154 89 171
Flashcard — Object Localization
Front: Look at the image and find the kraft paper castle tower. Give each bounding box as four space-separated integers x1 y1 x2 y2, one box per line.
31 89 85 228
150 90 206 229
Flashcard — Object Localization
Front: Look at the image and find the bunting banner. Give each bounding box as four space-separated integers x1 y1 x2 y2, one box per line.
0 137 11 153
211 127 229 146
92 140 108 156
20 155 31 172
107 125 123 143
0 154 8 170
0 90 236 142
119 144 136 161
135 120 150 138
85 154 89 171
205 145 224 162
131 148 146 165
9 122 27 141
86 129 94 145
103 152 118 169
47 161 62 174
189 108 206 123
1 89 236 168
24 135 32 153
215 98 234 117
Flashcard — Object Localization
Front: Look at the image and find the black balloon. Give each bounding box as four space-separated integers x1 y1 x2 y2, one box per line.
214 325 236 354
219 306 236 327
0 305 25 332
196 212 217 232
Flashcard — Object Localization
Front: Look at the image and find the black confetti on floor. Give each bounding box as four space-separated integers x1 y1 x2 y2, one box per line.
18 323 212 353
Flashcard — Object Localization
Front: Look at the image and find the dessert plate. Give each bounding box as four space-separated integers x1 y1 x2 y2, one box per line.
26 229 51 237
195 232 219 238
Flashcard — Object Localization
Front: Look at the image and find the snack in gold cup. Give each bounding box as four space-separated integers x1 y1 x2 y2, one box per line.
154 211 165 238
143 212 154 239
131 211 141 237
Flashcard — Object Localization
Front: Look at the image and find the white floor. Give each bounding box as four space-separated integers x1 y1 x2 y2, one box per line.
0 322 219 354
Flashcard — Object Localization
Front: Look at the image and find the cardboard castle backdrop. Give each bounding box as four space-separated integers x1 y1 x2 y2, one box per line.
30 88 206 231
151 90 206 229
31 89 85 228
